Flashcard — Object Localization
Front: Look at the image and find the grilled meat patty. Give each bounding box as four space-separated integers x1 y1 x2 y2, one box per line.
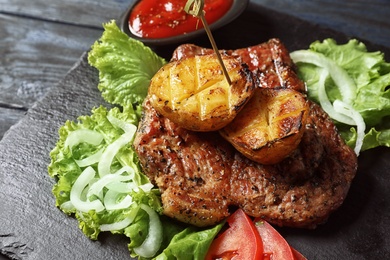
172 38 306 92
134 99 357 228
133 39 358 228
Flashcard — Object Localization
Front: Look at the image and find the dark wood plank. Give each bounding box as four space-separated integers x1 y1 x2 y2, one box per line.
0 14 103 108
0 0 133 27
0 14 106 141
1 0 389 141
257 0 390 48
0 0 134 141
0 0 389 48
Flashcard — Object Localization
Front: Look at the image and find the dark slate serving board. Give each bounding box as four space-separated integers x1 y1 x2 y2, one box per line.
1 3 389 260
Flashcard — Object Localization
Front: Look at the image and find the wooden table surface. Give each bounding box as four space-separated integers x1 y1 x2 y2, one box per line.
1 0 390 141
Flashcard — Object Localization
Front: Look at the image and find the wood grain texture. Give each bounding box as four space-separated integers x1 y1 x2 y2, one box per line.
0 14 102 108
1 0 389 140
0 0 133 27
258 0 390 49
0 0 134 141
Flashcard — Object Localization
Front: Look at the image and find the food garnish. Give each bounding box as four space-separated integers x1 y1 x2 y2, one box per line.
205 209 306 259
48 103 223 259
88 21 166 106
48 105 163 257
254 218 297 260
205 208 263 260
291 39 390 154
148 54 255 131
48 17 390 259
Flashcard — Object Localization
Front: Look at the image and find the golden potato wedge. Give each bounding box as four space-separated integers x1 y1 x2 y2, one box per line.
219 88 309 165
148 54 255 131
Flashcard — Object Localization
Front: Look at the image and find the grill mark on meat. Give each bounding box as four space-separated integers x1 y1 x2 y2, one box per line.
134 39 357 228
172 38 306 92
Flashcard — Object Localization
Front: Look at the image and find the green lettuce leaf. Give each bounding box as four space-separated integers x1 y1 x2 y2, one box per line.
153 222 224 260
48 105 162 243
292 38 390 151
49 104 223 258
51 23 224 258
88 20 167 106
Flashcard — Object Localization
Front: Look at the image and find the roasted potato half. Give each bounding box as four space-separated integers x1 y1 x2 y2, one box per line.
219 88 309 165
148 54 255 131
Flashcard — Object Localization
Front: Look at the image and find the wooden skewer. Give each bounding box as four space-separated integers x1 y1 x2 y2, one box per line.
184 0 232 85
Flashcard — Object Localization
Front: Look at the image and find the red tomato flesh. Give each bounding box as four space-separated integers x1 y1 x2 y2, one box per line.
206 209 263 260
254 218 295 260
291 246 307 260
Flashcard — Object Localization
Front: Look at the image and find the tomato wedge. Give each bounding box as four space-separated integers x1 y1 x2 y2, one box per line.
291 246 307 260
254 218 295 260
206 209 263 260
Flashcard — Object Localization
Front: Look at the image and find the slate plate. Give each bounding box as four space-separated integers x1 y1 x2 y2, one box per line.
0 3 389 260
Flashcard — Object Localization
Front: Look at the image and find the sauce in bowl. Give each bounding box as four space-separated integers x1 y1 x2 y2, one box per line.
129 0 233 39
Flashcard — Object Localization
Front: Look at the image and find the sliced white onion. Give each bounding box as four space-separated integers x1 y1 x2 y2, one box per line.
105 181 137 193
104 189 133 210
133 204 163 258
100 217 133 232
97 124 137 177
316 70 356 125
135 183 154 193
75 149 104 167
290 50 357 105
60 200 75 211
105 180 153 194
87 173 133 198
86 177 103 200
114 165 136 178
70 166 105 213
99 217 132 232
64 129 104 149
107 115 134 133
290 50 366 155
333 100 366 155
65 118 158 236
99 206 139 232
87 166 135 196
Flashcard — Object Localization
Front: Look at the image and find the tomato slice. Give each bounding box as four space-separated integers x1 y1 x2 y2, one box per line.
206 209 263 260
291 246 307 260
254 218 295 260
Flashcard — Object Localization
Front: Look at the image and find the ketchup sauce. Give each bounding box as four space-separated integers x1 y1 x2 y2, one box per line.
129 0 233 39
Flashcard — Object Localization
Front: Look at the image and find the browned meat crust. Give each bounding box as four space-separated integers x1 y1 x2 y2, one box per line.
134 98 357 228
172 38 306 92
133 39 357 228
